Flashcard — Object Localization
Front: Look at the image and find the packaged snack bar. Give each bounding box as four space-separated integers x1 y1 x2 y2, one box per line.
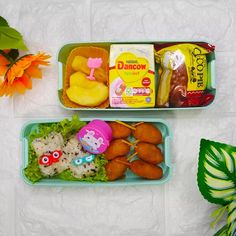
109 44 155 108
154 43 215 107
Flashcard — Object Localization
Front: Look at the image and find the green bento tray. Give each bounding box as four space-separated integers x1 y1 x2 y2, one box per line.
20 117 172 186
57 41 216 111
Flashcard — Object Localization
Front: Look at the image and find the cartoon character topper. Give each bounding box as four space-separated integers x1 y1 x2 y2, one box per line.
87 57 103 80
76 120 112 154
39 150 62 166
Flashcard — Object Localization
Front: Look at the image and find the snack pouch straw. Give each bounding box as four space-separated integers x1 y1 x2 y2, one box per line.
155 43 215 107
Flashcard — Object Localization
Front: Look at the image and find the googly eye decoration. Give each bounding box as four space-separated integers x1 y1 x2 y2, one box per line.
52 150 62 162
39 150 62 166
72 158 83 166
39 155 52 166
72 154 95 166
85 155 95 162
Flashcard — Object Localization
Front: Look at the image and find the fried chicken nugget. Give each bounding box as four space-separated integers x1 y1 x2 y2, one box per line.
134 123 162 144
109 122 132 139
135 142 164 165
105 156 129 181
130 159 163 180
104 139 130 160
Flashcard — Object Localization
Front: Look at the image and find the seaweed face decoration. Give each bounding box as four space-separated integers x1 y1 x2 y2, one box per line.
198 139 236 236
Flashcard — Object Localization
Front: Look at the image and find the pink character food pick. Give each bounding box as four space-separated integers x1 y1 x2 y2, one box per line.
87 58 103 80
76 120 112 154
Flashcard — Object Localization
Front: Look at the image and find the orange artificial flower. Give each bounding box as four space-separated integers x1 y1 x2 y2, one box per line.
0 50 11 76
0 52 50 96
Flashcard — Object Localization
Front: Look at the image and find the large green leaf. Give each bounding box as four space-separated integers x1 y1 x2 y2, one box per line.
227 201 236 236
211 203 236 236
0 16 9 26
0 26 28 50
198 139 236 205
214 224 228 236
198 139 236 236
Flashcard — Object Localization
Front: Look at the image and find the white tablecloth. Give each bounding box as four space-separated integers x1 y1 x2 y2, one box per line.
0 0 235 235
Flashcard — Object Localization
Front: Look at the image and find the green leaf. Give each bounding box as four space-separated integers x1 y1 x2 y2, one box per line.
197 139 236 205
24 148 43 183
0 26 28 50
0 16 9 26
211 206 227 229
214 224 228 236
227 201 236 236
28 114 86 143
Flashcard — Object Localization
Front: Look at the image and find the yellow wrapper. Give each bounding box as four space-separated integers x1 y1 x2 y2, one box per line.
109 44 155 108
155 43 209 107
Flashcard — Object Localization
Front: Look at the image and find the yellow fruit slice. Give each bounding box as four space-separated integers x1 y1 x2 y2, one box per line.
66 83 109 107
70 71 95 88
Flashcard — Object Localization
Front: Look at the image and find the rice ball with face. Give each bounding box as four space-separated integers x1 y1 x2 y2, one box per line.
32 132 66 177
69 154 99 179
64 135 99 179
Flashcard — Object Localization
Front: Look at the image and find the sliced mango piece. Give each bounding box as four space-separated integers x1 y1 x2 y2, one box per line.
72 56 107 83
66 83 108 107
70 71 96 89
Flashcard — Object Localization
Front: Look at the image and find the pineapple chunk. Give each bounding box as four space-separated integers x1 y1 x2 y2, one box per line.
66 83 108 107
70 71 96 88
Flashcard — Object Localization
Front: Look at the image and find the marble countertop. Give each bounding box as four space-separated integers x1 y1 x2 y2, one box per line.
0 0 235 235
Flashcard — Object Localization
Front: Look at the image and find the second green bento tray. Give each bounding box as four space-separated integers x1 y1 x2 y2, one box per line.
57 41 216 111
20 116 172 186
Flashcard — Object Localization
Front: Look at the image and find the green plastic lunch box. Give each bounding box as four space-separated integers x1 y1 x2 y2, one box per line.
20 117 172 186
57 41 216 111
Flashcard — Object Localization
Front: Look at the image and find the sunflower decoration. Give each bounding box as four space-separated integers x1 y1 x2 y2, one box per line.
0 16 50 97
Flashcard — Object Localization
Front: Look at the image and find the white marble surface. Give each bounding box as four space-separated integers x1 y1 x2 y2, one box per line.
0 0 235 235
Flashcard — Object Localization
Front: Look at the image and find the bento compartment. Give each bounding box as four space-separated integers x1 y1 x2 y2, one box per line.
154 42 216 108
109 44 156 108
21 117 172 186
62 46 110 108
57 41 216 111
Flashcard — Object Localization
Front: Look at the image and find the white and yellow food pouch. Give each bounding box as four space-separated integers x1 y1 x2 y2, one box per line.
109 44 155 108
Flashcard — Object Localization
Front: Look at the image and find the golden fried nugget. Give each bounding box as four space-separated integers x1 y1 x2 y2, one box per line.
135 142 163 165
134 123 162 144
105 156 128 181
130 159 163 180
109 122 132 139
104 139 130 160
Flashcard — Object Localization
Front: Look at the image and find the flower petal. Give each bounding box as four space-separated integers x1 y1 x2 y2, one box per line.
0 54 10 66
13 80 26 94
25 65 42 79
0 80 7 96
31 52 51 66
5 84 14 96
7 64 24 84
0 65 8 76
20 74 32 89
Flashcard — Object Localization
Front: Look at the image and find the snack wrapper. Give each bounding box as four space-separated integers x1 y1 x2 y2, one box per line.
155 43 215 107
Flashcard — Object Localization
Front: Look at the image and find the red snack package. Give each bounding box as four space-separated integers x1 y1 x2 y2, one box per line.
154 43 215 107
